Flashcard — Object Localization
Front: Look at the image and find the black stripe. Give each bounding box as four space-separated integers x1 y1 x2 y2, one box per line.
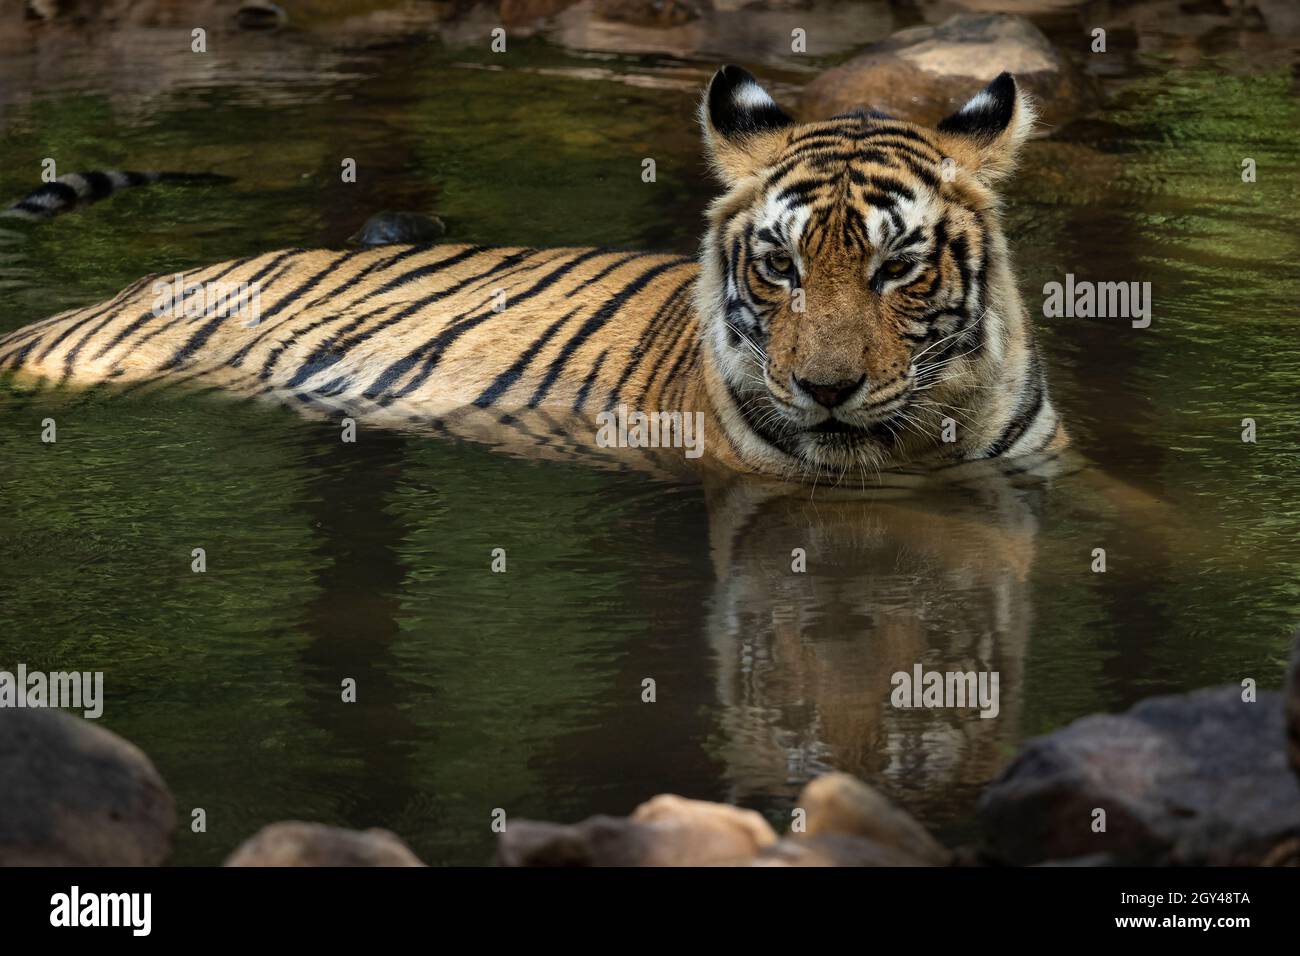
526 258 687 408
574 348 611 411
367 249 614 403
607 276 695 407
985 360 1045 458
245 249 360 327
34 274 157 363
471 307 578 407
90 258 254 362
161 251 301 369
228 244 438 368
282 247 527 390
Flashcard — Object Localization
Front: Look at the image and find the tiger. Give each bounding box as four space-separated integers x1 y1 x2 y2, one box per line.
0 65 1066 483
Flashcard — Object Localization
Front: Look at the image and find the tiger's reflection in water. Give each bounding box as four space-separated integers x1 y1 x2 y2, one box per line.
700 470 1045 826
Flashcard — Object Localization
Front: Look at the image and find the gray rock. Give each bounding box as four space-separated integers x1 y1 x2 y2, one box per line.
1287 628 1300 782
0 708 175 866
224 822 424 866
978 685 1300 865
349 211 446 248
800 13 1096 128
797 773 952 864
498 794 777 866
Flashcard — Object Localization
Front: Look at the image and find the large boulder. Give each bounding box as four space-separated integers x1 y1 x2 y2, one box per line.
225 822 425 866
797 773 951 864
0 708 175 866
498 794 777 866
800 13 1095 128
978 685 1300 865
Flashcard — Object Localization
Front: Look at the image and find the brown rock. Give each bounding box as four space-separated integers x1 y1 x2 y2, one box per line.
0 708 175 866
224 822 425 866
497 795 778 866
500 0 582 27
593 0 700 27
630 793 778 862
800 13 1096 128
497 816 655 866
756 833 935 866
797 773 951 864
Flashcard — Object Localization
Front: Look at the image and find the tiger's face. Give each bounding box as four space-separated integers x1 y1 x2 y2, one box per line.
696 66 1038 476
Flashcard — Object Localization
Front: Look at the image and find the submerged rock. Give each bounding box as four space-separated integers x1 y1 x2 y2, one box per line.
0 708 175 866
235 1 288 32
498 794 777 866
797 772 952 864
978 685 1300 865
225 822 425 866
800 13 1095 128
349 210 446 247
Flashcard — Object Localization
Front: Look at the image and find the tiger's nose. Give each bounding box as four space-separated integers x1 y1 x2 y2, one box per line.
793 375 866 409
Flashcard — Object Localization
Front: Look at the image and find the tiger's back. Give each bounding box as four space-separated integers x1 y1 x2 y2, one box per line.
0 243 702 425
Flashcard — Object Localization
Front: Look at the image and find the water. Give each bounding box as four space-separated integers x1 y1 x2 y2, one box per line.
1 6 1298 865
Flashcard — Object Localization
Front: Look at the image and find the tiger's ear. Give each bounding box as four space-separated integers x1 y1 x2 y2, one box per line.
700 66 794 184
936 73 1036 188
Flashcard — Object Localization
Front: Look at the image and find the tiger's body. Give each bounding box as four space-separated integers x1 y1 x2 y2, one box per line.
0 67 1066 483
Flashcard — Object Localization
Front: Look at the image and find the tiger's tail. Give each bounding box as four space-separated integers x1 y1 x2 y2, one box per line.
2 170 234 220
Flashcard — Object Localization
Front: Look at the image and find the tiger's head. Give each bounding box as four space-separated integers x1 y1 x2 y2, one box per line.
696 66 1043 477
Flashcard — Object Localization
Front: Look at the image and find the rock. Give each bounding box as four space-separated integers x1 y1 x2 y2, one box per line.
593 0 701 27
24 0 61 20
545 0 888 66
225 822 424 866
978 686 1300 865
756 833 935 866
497 816 656 866
235 1 288 32
500 0 583 27
1287 628 1300 782
349 210 446 247
1259 837 1300 867
630 793 778 861
498 795 777 866
0 708 175 866
800 13 1095 129
1252 0 1300 36
797 773 952 864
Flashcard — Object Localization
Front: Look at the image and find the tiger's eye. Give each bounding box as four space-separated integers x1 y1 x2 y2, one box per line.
765 252 794 274
881 258 911 278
